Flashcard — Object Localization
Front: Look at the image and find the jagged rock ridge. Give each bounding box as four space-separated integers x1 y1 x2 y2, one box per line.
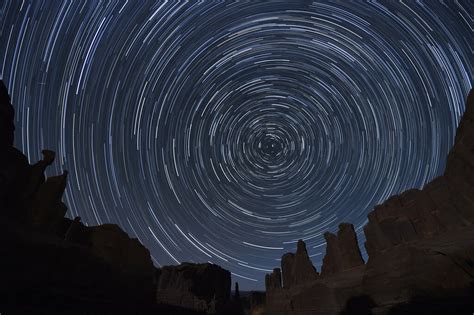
0 80 237 314
265 88 474 314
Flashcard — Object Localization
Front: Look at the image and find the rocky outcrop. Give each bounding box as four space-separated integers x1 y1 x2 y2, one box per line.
265 268 282 290
445 88 474 181
358 89 474 313
280 240 318 289
0 80 204 314
321 223 364 276
264 88 474 314
156 263 231 313
362 183 472 256
0 81 31 222
26 150 55 199
265 239 366 315
363 89 474 258
0 81 69 231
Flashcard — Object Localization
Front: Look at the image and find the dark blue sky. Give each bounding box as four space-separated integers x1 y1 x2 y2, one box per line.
1 1 472 290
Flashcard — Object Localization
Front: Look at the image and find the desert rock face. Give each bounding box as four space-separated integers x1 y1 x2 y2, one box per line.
281 240 318 289
265 88 474 314
321 223 364 276
363 89 474 258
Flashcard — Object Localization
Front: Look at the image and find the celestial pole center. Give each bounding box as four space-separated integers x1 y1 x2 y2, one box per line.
0 1 472 289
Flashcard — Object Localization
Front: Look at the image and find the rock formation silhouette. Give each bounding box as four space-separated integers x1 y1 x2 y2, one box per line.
265 267 282 290
3 79 473 314
265 88 474 314
0 80 233 314
281 239 319 289
235 282 240 300
321 223 364 276
0 80 14 147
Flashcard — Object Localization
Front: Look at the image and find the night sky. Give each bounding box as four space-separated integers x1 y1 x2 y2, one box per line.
0 1 472 290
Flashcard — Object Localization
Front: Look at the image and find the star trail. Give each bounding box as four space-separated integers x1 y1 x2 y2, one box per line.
0 1 472 289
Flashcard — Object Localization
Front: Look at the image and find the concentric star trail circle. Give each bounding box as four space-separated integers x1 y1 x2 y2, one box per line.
1 1 472 289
